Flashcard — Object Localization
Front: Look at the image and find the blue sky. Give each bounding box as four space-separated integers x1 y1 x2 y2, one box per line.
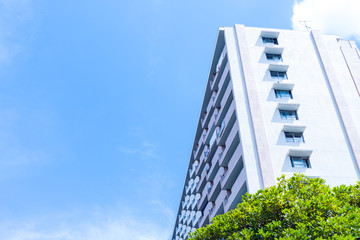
0 0 359 239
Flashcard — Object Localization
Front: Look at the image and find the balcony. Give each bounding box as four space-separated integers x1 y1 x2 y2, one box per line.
196 167 207 193
201 128 208 144
224 168 247 212
197 186 208 211
199 201 214 227
202 145 210 161
185 211 194 226
209 189 227 220
191 193 201 211
179 225 185 237
191 211 202 228
184 226 191 239
219 125 240 167
189 196 196 211
198 213 209 229
206 154 220 182
195 149 207 176
176 225 181 236
206 181 213 194
191 160 199 176
179 210 186 222
216 108 237 147
194 132 204 159
207 168 223 202
189 167 195 178
186 195 194 209
184 196 190 210
221 154 244 190
201 97 216 129
185 179 193 195
205 117 218 144
214 75 232 108
210 47 228 91
220 166 228 181
192 176 199 193
214 96 234 140
224 190 231 206
193 143 205 163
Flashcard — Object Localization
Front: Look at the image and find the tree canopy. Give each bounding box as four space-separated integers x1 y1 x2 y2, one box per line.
189 174 360 240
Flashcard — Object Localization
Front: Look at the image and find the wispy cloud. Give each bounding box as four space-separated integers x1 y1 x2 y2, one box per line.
118 140 158 159
291 0 360 41
0 209 173 240
118 128 158 159
0 109 51 180
0 0 36 66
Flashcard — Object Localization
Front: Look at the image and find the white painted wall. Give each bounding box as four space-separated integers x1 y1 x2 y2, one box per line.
234 26 360 186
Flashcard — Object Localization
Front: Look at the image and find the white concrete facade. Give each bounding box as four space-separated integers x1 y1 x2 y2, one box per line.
172 25 360 240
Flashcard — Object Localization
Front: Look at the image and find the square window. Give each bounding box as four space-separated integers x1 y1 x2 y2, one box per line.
266 53 282 61
262 37 278 45
270 71 288 79
285 132 304 143
279 110 298 120
290 156 310 168
275 89 293 99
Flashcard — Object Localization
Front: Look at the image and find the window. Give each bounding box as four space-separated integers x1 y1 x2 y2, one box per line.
270 71 288 79
279 110 298 120
262 37 278 45
266 53 282 61
285 132 304 143
275 89 293 99
290 156 310 168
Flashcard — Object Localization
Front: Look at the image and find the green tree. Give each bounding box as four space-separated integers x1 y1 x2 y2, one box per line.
189 174 360 240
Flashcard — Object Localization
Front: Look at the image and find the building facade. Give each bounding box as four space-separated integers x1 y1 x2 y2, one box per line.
172 25 360 240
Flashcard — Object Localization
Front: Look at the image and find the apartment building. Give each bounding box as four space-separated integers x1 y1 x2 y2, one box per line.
172 24 360 240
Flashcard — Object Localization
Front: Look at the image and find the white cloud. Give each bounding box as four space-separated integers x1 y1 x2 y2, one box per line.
118 140 158 159
291 0 360 41
0 207 173 240
0 0 35 66
118 128 159 159
1 219 171 240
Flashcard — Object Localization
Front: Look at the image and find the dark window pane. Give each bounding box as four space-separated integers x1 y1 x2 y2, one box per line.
266 53 282 61
270 71 288 79
279 110 298 120
291 156 310 168
262 37 279 45
270 71 278 77
275 90 293 99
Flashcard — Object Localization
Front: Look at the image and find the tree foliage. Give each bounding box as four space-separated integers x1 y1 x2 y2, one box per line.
189 174 360 240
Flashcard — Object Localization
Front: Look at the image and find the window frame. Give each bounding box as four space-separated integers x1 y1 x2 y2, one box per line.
266 53 282 61
275 89 293 99
284 131 304 143
270 70 288 79
290 156 311 168
279 110 298 120
262 37 278 45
